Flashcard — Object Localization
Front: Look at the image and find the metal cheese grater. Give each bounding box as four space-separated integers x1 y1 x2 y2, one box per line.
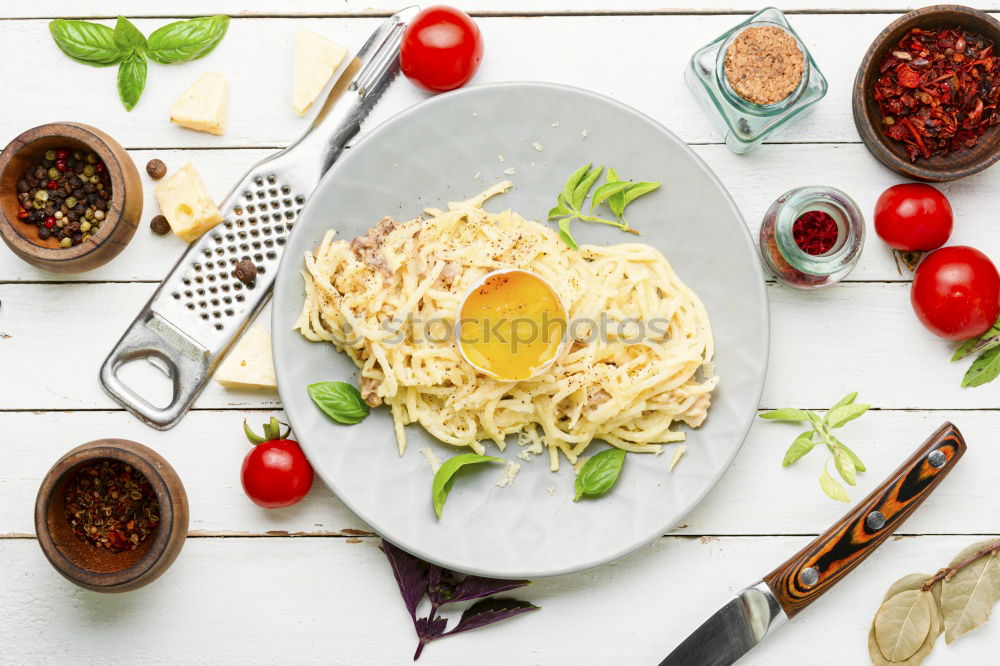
100 7 418 430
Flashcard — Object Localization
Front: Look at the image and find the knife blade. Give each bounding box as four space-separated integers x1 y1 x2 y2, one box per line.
660 422 966 666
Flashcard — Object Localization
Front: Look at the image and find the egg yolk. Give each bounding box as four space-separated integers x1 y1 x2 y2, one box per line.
458 270 567 381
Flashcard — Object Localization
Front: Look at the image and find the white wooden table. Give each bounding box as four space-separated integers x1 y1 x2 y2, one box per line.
3 2 1000 663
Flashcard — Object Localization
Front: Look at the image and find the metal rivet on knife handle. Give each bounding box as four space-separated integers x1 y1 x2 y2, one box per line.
866 511 886 531
760 423 966 618
799 567 819 587
928 449 946 468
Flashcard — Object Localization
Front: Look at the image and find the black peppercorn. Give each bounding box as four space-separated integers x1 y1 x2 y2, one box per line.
233 259 257 285
145 159 167 180
150 215 171 236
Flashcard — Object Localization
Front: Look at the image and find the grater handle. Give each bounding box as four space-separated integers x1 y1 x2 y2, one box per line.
100 312 211 430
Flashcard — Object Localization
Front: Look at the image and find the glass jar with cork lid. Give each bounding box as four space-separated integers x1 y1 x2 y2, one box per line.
685 7 828 154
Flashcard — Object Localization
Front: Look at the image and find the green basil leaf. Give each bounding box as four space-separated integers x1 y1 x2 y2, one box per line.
574 448 626 501
307 381 370 424
952 337 982 362
952 318 1000 362
962 346 1000 388
827 403 870 428
571 166 604 211
49 19 125 66
562 164 591 209
433 453 503 518
621 181 661 207
606 167 626 219
113 16 147 52
547 205 571 220
829 391 858 412
759 407 810 421
782 431 816 467
834 447 857 485
558 218 579 251
819 459 850 503
806 411 823 428
590 181 632 214
116 51 147 111
147 15 230 64
830 435 866 472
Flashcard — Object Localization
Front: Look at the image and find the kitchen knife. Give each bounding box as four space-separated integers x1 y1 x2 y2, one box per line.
659 421 966 666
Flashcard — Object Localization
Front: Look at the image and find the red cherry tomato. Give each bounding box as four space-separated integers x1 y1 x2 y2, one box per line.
874 183 953 252
241 439 314 509
401 6 483 92
911 246 1000 340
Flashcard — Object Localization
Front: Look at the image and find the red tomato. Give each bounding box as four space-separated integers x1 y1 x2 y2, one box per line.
911 246 1000 340
401 6 483 92
241 439 314 509
874 184 953 252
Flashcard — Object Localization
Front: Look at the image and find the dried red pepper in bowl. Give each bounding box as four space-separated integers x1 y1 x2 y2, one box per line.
875 26 1000 162
853 6 1000 182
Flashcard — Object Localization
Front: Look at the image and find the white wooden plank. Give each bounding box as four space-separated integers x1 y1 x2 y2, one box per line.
7 0 1000 17
4 144 998 283
0 409 989 537
2 534 999 664
2 281 996 411
0 14 932 148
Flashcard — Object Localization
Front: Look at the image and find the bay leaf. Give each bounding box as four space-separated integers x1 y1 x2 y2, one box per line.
874 589 933 662
867 596 940 666
883 573 942 613
941 540 1000 644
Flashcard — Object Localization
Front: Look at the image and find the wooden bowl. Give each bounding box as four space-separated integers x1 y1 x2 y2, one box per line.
0 122 142 272
853 5 1000 182
34 439 188 593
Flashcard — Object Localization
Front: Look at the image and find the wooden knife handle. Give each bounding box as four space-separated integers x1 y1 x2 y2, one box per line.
762 422 965 618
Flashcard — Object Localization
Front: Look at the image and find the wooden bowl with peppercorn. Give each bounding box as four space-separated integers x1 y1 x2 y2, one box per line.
853 5 1000 182
34 439 188 593
0 122 142 272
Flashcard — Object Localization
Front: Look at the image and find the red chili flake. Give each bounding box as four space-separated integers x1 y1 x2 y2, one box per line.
874 26 1000 162
793 210 839 255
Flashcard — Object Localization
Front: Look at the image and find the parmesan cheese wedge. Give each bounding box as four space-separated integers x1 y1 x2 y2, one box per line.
215 325 277 390
170 71 228 135
155 163 223 242
293 28 348 116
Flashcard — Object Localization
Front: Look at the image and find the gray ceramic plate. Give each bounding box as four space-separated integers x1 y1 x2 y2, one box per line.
272 82 769 578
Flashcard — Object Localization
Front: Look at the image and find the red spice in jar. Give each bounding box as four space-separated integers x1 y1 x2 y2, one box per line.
793 210 839 255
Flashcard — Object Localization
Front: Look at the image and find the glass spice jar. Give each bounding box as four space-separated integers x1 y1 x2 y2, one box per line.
758 186 865 290
685 7 828 154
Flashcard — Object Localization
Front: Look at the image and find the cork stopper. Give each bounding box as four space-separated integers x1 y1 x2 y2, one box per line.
724 25 805 105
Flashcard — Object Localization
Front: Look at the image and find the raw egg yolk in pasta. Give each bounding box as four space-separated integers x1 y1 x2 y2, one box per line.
458 270 567 381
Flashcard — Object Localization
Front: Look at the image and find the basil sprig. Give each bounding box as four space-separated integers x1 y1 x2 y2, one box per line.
573 448 626 501
951 316 1000 388
48 15 230 111
432 454 502 518
760 391 870 503
548 164 661 251
308 381 370 424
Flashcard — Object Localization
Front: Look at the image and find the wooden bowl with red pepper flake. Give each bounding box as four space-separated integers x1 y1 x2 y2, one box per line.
0 122 142 272
853 5 1000 182
34 439 189 593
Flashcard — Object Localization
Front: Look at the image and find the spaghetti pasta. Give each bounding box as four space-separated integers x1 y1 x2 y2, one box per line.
295 182 717 470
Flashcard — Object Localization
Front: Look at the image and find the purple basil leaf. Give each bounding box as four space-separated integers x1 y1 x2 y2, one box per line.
413 615 448 660
443 598 540 637
449 575 532 604
380 539 428 624
427 566 462 606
